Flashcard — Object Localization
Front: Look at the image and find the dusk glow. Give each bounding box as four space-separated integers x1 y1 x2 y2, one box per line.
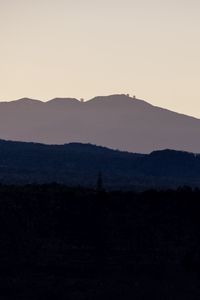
1 0 200 116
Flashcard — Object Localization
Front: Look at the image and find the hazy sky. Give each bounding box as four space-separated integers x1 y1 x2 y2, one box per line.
1 0 200 117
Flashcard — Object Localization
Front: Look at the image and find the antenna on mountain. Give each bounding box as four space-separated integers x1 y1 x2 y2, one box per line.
80 98 84 103
133 95 136 99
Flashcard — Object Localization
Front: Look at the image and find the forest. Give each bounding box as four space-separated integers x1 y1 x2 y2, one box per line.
0 184 200 299
1 139 200 190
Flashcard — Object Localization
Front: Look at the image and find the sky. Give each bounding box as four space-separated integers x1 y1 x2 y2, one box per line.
0 0 200 117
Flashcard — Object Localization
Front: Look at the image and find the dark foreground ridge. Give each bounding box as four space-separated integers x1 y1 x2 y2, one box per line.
0 139 200 189
0 184 200 299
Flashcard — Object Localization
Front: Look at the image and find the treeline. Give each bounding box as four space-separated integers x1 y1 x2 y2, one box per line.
0 184 199 268
0 184 200 298
1 140 200 190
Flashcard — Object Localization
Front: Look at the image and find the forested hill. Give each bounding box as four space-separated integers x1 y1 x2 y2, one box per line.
0 140 200 189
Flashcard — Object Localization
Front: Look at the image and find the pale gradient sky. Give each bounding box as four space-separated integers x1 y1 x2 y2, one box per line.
0 0 200 117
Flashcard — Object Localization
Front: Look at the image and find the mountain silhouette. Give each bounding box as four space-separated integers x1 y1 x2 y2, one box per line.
0 94 200 153
0 139 200 189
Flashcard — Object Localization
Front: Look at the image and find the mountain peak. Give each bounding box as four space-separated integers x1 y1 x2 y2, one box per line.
11 98 43 104
47 98 80 105
85 94 153 110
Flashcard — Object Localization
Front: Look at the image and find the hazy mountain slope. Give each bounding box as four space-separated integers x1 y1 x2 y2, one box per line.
0 140 200 189
0 94 200 153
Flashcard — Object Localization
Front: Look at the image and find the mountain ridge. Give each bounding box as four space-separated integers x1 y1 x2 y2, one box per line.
0 94 199 119
0 94 200 153
0 139 199 189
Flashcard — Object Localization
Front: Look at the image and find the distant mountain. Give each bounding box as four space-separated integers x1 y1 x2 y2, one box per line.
0 140 200 189
0 94 200 153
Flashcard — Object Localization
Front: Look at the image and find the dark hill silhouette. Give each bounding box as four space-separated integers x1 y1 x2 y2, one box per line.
0 94 200 153
0 139 200 189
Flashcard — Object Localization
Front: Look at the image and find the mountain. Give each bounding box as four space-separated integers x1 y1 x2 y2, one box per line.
0 139 200 189
0 94 200 153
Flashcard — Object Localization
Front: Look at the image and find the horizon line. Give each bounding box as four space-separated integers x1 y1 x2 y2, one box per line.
0 93 198 120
